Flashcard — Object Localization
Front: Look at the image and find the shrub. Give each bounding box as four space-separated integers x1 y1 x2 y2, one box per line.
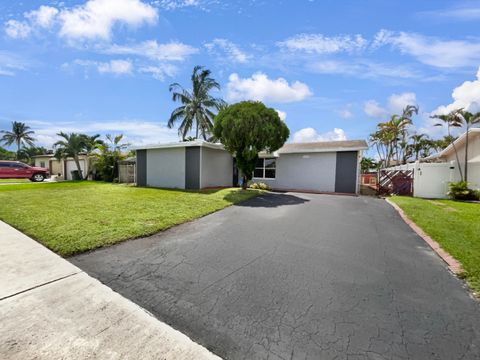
448 181 480 201
249 182 271 191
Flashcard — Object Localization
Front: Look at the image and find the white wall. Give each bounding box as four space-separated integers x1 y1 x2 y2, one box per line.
257 152 337 192
200 147 233 188
146 147 185 188
413 162 461 199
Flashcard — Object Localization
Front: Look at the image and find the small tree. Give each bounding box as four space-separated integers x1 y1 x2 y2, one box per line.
213 101 289 189
54 132 87 179
0 121 36 160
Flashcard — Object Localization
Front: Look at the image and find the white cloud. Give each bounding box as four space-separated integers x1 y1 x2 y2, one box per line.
364 92 417 118
309 59 419 79
5 20 31 39
338 109 353 119
387 92 417 114
0 51 28 76
205 38 251 64
292 127 347 143
376 30 480 68
97 59 133 74
226 72 312 103
59 0 157 40
105 40 198 61
418 5 480 21
71 59 133 76
5 0 157 41
433 67 480 115
363 100 388 118
139 64 178 80
157 0 201 10
277 33 367 54
29 119 179 148
25 5 59 28
275 110 287 121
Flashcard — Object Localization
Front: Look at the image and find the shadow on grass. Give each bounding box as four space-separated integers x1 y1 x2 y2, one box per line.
224 191 310 208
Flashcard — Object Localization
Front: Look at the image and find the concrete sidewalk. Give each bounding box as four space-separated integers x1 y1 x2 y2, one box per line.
0 221 221 360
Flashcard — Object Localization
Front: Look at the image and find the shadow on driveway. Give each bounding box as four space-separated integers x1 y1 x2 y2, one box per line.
225 192 310 208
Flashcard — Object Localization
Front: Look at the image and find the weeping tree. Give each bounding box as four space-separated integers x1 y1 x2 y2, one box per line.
213 101 290 189
0 121 36 160
168 66 225 140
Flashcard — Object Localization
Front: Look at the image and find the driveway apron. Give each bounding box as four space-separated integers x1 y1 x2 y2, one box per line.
72 193 480 360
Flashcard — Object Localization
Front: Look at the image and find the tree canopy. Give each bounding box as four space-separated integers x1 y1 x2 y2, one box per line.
214 101 289 187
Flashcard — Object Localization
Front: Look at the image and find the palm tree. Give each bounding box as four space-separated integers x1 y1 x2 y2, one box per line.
0 121 36 159
457 110 480 182
54 132 87 180
168 66 225 140
432 110 464 180
410 134 427 160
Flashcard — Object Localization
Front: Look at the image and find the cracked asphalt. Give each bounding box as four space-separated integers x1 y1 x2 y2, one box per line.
71 192 480 360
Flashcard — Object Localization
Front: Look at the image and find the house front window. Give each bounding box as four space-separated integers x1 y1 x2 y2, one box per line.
253 158 276 179
40 161 46 168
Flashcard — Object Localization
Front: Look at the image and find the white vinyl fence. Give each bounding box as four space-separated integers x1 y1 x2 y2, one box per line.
383 161 480 199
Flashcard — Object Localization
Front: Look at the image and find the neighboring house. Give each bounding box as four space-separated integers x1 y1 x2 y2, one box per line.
32 154 91 180
361 173 377 187
384 128 480 199
135 139 368 194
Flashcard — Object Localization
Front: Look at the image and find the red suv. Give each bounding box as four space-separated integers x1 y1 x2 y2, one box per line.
0 161 50 182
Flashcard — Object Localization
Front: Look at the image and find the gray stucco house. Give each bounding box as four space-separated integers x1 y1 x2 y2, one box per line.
135 139 368 194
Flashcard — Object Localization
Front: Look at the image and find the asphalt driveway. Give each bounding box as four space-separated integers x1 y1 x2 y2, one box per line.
72 193 480 359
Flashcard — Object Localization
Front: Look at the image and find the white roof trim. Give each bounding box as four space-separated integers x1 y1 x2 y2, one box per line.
424 128 480 160
134 140 226 151
278 146 367 154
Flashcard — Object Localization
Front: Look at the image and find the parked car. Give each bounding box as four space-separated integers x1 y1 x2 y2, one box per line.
0 161 50 182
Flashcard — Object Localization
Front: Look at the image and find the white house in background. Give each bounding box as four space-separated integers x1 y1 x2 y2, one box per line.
32 154 91 180
394 128 480 199
134 139 368 194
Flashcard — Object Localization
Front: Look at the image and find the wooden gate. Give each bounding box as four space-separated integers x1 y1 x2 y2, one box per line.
377 169 414 196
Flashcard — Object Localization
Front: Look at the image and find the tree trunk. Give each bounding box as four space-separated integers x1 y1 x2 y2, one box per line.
464 127 469 183
242 175 248 190
195 120 199 139
448 125 463 181
74 154 83 180
16 140 20 160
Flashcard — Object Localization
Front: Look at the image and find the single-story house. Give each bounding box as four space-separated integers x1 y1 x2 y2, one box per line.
32 154 91 180
135 139 368 194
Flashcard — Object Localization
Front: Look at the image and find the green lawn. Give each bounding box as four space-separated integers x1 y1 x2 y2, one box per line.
0 178 30 183
390 196 480 292
0 181 259 256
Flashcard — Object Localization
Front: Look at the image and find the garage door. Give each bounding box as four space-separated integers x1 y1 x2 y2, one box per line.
66 160 85 180
334 151 358 193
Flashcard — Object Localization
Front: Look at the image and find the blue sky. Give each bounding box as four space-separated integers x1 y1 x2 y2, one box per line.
1 0 480 152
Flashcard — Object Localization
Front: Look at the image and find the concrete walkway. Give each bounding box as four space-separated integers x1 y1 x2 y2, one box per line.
0 221 221 360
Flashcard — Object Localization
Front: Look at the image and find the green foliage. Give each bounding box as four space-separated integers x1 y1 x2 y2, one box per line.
360 157 377 173
0 146 16 160
0 182 260 256
214 101 289 183
93 134 129 182
249 182 271 190
0 121 36 159
448 181 480 201
168 66 225 140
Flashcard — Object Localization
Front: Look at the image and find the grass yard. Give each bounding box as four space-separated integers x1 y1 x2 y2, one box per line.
0 181 259 256
0 178 30 183
390 196 480 293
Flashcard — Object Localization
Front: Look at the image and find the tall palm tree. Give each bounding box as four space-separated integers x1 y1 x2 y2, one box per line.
432 110 464 180
54 132 87 180
410 134 427 160
0 121 36 160
168 66 225 140
457 110 480 182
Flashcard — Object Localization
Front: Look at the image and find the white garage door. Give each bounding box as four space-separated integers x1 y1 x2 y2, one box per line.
66 160 86 180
